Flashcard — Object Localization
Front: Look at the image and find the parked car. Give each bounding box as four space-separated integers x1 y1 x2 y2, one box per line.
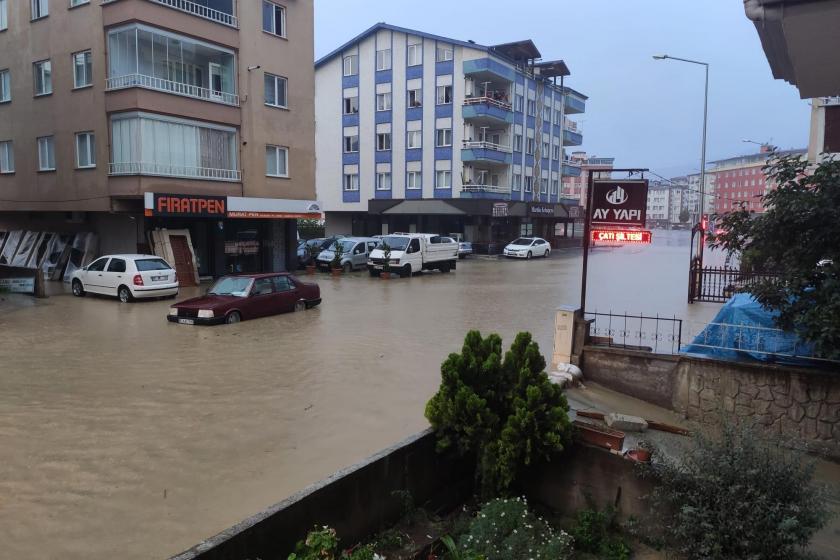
167 273 321 325
71 254 179 302
457 241 473 259
316 237 380 272
297 238 323 268
503 237 551 259
367 233 458 277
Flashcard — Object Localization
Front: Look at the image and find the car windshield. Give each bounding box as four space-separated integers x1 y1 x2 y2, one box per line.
208 277 253 297
377 236 410 251
511 238 533 246
135 258 172 271
331 240 355 253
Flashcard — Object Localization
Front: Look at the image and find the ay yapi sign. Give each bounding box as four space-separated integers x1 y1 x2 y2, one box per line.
590 180 648 227
152 194 226 218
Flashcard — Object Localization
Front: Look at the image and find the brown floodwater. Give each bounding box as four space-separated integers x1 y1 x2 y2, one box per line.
1 231 726 559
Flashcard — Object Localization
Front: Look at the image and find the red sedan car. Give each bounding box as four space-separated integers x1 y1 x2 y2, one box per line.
167 273 321 325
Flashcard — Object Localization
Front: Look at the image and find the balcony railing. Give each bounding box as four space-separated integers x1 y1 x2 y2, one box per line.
462 184 511 194
820 96 840 106
463 96 512 112
106 74 239 106
103 0 239 28
109 162 241 181
462 140 513 153
563 118 580 133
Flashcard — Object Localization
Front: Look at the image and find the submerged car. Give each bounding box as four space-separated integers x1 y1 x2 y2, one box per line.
316 237 379 272
167 273 320 325
458 241 473 259
503 237 551 259
71 254 179 302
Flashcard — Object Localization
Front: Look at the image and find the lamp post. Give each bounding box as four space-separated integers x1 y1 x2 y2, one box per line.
653 54 709 261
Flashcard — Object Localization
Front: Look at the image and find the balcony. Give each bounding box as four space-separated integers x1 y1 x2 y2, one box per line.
562 159 582 177
462 96 514 124
463 58 516 82
107 24 238 107
109 162 241 181
461 140 513 165
564 92 586 115
460 184 511 199
563 119 583 146
103 0 238 28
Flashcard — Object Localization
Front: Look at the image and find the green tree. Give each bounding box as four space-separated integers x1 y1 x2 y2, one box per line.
679 208 690 223
709 153 840 359
424 331 571 497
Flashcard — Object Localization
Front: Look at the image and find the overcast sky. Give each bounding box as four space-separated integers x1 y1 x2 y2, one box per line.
314 0 811 178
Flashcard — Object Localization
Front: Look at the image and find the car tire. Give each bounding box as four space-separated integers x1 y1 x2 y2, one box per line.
342 262 353 273
118 285 133 303
226 311 241 324
401 264 412 278
72 280 85 297
441 262 451 273
545 249 551 258
294 300 306 312
526 251 532 260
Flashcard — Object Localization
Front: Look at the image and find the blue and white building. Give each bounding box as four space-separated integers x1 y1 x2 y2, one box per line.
315 24 587 251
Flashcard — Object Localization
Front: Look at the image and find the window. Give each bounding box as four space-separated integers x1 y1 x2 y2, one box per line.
107 258 126 273
525 137 535 155
376 49 391 71
435 85 452 105
544 106 551 121
524 176 533 192
376 92 392 111
37 136 55 171
343 96 359 114
31 0 48 19
551 179 559 194
514 94 524 112
407 170 421 189
0 69 9 102
435 128 452 147
435 170 451 189
343 173 359 191
0 0 7 31
376 172 391 190
70 0 89 6
343 134 359 153
75 132 95 168
262 1 285 37
512 173 521 191
407 88 422 108
0 141 13 173
513 134 523 152
264 73 287 108
343 54 358 76
436 46 453 62
407 130 422 149
72 50 92 89
542 141 550 156
407 43 422 66
540 179 548 194
272 275 292 292
527 99 536 116
34 60 52 96
265 145 288 177
376 132 391 151
552 145 560 160
87 258 109 272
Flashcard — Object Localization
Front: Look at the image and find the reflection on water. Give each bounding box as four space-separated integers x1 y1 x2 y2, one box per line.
0 230 723 559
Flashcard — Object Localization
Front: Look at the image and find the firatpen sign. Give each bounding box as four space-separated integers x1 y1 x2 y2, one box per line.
590 180 648 227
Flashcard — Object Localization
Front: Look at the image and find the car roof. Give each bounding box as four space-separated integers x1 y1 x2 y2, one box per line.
338 236 379 242
95 254 165 259
223 272 291 279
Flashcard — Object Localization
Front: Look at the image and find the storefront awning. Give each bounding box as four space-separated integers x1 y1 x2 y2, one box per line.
381 200 466 215
144 193 321 219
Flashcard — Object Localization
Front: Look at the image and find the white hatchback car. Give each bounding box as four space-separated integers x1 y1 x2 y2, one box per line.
71 254 179 302
503 237 551 259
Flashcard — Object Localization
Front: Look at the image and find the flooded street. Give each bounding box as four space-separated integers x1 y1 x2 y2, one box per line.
0 230 722 559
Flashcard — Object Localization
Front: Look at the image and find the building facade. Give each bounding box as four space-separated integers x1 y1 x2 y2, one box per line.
645 181 670 228
710 147 805 215
0 0 317 280
314 24 587 252
560 151 614 207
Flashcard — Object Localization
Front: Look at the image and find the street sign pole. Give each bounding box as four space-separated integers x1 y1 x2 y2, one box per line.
579 168 649 316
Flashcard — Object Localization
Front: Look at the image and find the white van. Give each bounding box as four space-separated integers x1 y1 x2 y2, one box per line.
367 234 458 277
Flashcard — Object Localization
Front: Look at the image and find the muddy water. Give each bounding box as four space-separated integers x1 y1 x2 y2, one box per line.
0 230 722 559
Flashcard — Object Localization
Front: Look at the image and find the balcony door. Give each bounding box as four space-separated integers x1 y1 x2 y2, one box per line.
209 63 223 101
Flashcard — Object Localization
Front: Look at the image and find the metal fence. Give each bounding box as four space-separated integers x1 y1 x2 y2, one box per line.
585 311 683 355
688 265 781 303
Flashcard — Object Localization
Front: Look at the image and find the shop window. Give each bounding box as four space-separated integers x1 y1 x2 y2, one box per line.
520 223 533 236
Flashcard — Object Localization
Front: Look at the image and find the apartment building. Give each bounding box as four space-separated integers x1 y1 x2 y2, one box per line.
560 151 614 207
0 0 316 279
711 147 804 215
646 181 670 228
314 24 587 252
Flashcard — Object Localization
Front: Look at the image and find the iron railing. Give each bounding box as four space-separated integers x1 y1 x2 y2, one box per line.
461 140 513 153
102 0 239 28
105 74 239 106
108 162 241 181
463 96 512 112
688 265 781 303
585 311 683 355
461 184 510 194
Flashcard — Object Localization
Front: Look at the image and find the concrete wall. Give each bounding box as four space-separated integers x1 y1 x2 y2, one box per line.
583 346 840 458
170 430 648 560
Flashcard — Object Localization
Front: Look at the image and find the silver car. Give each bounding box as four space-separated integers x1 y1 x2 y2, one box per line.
317 237 380 272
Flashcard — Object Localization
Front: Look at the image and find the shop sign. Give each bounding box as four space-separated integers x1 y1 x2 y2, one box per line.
224 240 260 255
0 277 35 293
492 202 509 217
591 180 648 227
591 229 652 244
529 204 555 217
568 205 581 219
151 194 226 218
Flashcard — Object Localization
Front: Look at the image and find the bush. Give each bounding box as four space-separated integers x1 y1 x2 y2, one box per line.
287 526 380 560
454 497 573 560
425 331 571 496
644 421 830 560
569 507 631 560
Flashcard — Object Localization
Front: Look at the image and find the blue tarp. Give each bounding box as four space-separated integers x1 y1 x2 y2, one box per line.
681 293 819 366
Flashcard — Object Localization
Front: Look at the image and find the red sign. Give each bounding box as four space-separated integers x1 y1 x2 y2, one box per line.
149 194 226 218
591 180 649 227
591 229 652 244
